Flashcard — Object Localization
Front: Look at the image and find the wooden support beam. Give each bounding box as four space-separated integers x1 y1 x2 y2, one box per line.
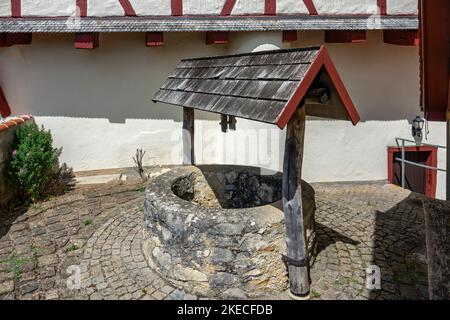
183 107 195 165
220 115 237 132
282 30 298 43
447 110 450 201
11 0 21 18
228 116 236 131
146 32 164 47
0 33 32 47
384 30 420 46
74 33 99 49
76 0 88 17
206 32 229 45
282 104 310 298
171 0 183 16
325 30 367 43
305 87 330 105
264 0 276 15
220 114 228 133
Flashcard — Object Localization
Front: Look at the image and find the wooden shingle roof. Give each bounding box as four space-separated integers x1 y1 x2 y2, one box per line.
153 46 360 128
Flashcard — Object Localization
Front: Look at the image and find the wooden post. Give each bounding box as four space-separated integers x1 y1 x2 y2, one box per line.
183 107 195 165
447 107 450 200
282 104 310 298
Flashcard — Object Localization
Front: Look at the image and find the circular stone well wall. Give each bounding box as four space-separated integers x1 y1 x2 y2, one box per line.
143 165 316 299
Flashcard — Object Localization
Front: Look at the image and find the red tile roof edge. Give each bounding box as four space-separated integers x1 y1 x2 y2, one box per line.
0 115 34 133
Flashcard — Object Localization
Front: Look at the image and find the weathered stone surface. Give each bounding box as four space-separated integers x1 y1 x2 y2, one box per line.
0 281 14 295
211 248 234 264
173 265 208 282
143 165 316 298
223 288 247 300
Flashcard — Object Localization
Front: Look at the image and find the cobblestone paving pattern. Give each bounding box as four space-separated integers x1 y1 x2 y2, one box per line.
0 169 442 300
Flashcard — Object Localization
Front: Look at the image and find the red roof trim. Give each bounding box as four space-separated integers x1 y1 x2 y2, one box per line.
11 0 21 18
275 46 360 129
321 48 360 125
0 115 34 133
0 87 11 118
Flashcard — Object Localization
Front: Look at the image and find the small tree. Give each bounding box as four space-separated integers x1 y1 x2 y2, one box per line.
7 122 71 202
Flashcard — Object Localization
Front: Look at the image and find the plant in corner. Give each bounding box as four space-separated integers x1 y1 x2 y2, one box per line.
6 122 73 202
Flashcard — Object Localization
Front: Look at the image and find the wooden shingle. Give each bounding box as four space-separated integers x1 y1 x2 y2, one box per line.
153 46 360 128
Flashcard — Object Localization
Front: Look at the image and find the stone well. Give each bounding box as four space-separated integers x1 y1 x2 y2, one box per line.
143 165 316 299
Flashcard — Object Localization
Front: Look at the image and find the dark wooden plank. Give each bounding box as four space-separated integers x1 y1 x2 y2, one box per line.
183 107 195 165
447 111 450 200
282 105 310 297
220 114 228 132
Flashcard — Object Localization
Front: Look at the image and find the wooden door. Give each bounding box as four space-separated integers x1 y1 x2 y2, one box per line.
388 146 438 198
392 151 429 194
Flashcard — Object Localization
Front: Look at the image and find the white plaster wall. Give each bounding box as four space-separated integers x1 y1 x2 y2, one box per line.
21 0 76 17
88 0 124 17
184 0 226 15
0 1 11 17
0 31 445 199
313 0 378 15
231 0 265 15
277 0 309 14
387 0 418 15
129 0 171 16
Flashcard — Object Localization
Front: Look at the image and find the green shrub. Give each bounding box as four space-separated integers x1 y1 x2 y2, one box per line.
7 122 72 202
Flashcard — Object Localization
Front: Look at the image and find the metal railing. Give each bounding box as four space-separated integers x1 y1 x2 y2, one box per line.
395 137 446 189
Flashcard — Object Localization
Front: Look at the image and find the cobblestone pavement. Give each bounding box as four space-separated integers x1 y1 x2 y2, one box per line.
0 168 442 300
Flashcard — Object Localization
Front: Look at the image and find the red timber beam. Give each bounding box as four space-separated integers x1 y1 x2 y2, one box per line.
171 0 183 16
282 30 298 43
76 0 87 17
11 0 21 18
384 30 420 46
118 0 136 16
220 0 236 16
206 32 229 45
325 30 367 43
303 0 318 15
74 33 99 49
146 32 164 47
0 33 32 47
0 88 12 118
265 0 276 15
377 0 387 15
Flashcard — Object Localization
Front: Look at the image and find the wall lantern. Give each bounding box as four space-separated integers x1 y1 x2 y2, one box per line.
412 116 425 138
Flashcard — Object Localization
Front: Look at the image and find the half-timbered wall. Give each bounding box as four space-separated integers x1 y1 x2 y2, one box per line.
0 0 418 17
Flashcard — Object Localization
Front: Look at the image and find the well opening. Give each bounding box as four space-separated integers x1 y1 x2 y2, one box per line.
171 166 282 209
